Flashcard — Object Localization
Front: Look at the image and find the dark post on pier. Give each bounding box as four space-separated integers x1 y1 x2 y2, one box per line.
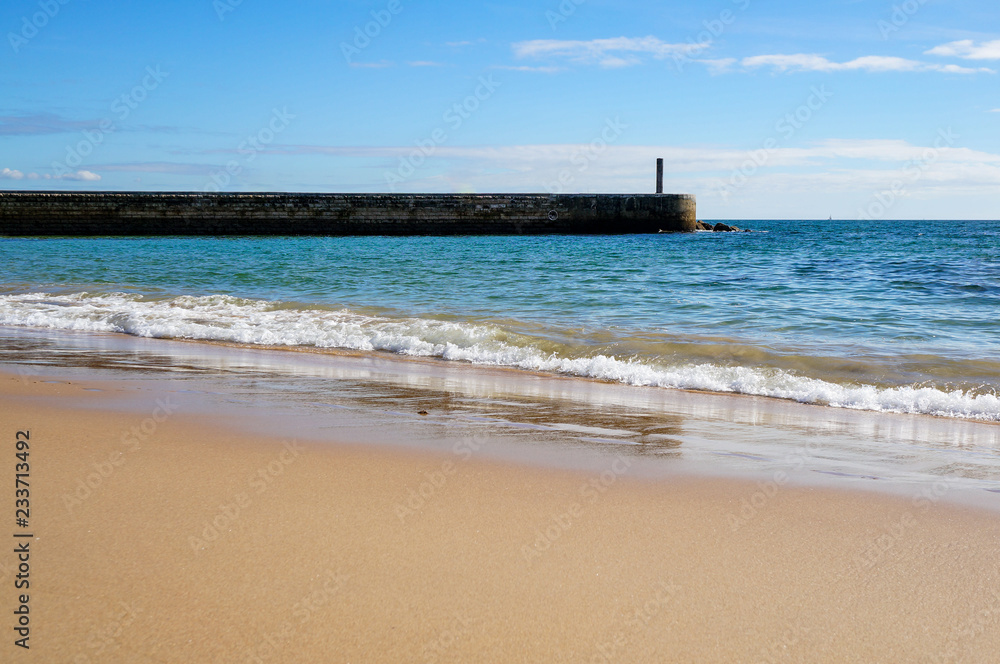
656 158 664 194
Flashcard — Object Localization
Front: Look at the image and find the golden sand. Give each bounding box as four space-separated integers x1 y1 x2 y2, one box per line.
1 371 998 663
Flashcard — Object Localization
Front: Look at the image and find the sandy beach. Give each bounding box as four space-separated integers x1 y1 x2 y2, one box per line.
3 367 999 663
4 0 1000 659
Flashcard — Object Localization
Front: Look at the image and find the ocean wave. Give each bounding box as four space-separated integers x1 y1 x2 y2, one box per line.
1 291 998 422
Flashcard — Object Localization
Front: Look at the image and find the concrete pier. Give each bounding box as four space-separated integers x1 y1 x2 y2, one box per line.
0 191 696 236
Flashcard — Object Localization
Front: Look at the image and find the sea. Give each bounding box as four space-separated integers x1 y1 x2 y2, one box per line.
2 219 999 498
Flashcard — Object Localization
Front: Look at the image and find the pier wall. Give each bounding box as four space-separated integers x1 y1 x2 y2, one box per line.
0 192 696 236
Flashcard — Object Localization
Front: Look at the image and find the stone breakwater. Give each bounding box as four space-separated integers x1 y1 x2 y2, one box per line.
0 192 696 236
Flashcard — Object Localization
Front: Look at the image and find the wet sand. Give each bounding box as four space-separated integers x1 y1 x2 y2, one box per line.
2 369 999 662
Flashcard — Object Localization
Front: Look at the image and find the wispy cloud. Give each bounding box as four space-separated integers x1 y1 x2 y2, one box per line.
59 170 102 181
149 140 1000 215
512 36 708 68
699 58 738 74
349 60 393 69
408 61 446 67
0 113 192 136
231 139 1000 171
1 167 101 181
991 108 1000 113
193 145 389 158
926 40 1000 60
89 162 218 176
494 65 563 74
741 54 993 74
0 113 96 136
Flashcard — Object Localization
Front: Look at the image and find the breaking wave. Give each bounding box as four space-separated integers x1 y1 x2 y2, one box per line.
2 291 998 422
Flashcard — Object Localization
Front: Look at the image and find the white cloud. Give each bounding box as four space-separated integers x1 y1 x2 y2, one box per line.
2 168 101 181
237 140 1000 176
60 170 102 181
926 40 1000 60
741 54 993 74
742 53 832 72
699 58 738 73
431 141 1000 173
439 143 1000 218
784 139 1000 166
233 140 1000 217
992 108 1000 113
408 61 445 67
512 36 708 68
509 38 996 74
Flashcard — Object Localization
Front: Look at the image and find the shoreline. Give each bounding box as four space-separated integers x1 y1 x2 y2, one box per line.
2 324 1000 508
166 334 1000 427
2 367 1000 661
2 280 999 424
0 316 1000 426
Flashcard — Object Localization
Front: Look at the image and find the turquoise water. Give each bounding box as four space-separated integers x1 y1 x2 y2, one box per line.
2 219 999 420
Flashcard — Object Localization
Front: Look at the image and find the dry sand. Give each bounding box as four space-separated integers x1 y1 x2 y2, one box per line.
2 370 999 663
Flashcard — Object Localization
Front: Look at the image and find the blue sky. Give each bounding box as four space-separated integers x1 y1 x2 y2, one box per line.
1 0 998 219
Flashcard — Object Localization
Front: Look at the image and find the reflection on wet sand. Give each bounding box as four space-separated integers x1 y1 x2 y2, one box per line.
2 326 999 506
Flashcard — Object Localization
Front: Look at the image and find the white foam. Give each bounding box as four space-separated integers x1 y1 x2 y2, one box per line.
2 291 998 422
